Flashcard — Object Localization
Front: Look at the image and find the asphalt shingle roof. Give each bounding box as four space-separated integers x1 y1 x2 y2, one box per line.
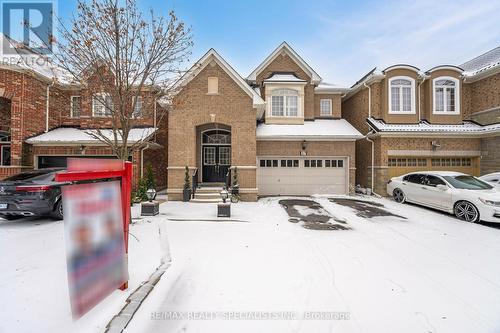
460 46 500 76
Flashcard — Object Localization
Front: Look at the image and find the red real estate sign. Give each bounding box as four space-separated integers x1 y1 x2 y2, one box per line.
63 181 128 318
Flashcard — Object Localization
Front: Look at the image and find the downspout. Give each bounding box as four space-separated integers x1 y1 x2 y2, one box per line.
140 143 150 178
366 132 375 193
417 75 427 122
45 80 55 132
364 80 374 193
363 82 371 118
153 98 157 141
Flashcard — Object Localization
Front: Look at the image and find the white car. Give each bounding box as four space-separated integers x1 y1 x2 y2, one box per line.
479 172 500 189
387 171 500 223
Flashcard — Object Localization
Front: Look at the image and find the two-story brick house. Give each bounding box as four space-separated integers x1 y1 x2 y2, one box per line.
0 35 167 187
342 46 500 194
167 42 363 201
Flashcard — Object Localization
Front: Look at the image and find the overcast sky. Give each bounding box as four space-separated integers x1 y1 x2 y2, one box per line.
57 0 500 86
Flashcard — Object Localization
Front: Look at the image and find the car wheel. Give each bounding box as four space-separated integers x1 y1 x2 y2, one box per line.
52 200 63 220
454 201 479 223
393 188 406 203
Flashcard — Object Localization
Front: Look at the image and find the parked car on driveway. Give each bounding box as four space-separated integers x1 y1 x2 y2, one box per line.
0 168 65 220
479 172 500 189
387 171 500 223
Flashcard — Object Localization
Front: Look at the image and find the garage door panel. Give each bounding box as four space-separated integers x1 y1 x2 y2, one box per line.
388 156 479 178
257 157 347 196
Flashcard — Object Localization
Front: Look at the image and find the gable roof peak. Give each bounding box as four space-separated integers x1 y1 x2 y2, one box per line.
247 41 322 84
172 48 265 113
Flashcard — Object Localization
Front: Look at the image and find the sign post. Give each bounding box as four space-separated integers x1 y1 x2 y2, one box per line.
56 159 133 306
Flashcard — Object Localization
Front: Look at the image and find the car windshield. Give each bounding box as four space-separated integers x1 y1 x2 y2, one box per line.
443 175 493 190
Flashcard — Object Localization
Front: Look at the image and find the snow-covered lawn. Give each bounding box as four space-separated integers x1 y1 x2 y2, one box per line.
2 196 500 332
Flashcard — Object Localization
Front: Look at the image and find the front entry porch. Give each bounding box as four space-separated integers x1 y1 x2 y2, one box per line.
197 124 232 184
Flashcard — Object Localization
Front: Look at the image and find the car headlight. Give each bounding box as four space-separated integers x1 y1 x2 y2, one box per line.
479 198 500 206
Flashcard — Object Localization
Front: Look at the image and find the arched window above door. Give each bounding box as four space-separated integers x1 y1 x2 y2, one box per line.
202 130 231 144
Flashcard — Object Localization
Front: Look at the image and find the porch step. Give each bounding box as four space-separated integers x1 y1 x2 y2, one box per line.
190 198 223 203
195 187 224 193
191 186 224 203
198 182 226 188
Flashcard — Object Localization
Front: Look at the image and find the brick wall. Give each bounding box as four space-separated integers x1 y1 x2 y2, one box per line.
169 60 258 201
0 67 167 189
0 98 11 131
314 94 342 118
468 72 500 115
255 53 316 120
480 136 500 175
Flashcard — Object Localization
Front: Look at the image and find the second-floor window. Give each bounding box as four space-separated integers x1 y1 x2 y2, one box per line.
271 88 298 117
389 76 415 114
320 99 332 116
433 77 460 114
70 96 81 118
132 96 142 118
92 93 113 117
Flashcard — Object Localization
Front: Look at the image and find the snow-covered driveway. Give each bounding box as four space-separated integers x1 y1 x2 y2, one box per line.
126 197 500 333
2 196 500 332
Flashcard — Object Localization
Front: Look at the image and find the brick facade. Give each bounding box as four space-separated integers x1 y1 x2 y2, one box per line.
168 61 258 201
342 66 500 194
255 53 316 120
0 67 167 189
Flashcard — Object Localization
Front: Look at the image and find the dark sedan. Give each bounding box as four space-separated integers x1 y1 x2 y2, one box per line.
0 168 66 220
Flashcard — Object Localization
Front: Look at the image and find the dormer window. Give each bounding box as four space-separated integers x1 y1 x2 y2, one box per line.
271 88 298 117
433 77 460 115
388 76 415 114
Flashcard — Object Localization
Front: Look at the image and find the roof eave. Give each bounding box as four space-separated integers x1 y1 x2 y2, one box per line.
256 135 363 141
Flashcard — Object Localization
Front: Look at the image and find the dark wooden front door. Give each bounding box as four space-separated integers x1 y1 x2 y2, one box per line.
202 145 230 183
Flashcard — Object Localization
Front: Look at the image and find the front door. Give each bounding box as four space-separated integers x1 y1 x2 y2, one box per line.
202 146 231 182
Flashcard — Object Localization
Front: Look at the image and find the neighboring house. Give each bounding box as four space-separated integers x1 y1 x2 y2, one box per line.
342 46 500 194
167 42 363 201
0 34 167 188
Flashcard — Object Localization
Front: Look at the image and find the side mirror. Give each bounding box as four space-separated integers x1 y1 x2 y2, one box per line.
436 184 448 191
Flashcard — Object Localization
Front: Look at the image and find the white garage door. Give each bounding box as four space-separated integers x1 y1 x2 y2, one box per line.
257 157 348 196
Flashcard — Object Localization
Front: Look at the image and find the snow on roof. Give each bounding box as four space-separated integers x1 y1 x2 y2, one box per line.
461 45 500 78
263 73 306 83
368 117 500 136
315 82 348 94
256 119 363 140
0 34 75 84
26 127 157 145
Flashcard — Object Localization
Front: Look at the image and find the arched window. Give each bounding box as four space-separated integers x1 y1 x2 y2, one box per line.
271 88 298 117
389 76 415 113
202 130 231 144
433 77 460 114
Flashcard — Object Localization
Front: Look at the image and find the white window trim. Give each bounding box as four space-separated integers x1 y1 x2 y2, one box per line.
92 93 113 117
319 99 332 116
388 76 416 114
270 88 300 117
70 95 81 118
432 76 460 115
132 96 142 118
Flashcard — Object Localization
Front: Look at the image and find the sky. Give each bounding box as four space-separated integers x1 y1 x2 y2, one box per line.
55 0 500 86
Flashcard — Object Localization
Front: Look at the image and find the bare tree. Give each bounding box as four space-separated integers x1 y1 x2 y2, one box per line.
53 0 192 160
